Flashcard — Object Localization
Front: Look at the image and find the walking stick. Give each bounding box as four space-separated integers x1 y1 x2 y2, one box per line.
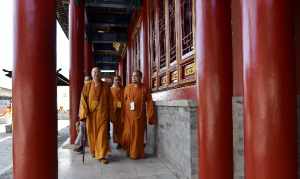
82 124 86 164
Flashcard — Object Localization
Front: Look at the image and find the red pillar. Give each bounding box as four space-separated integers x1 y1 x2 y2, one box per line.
13 0 57 179
141 0 149 89
126 46 131 84
118 59 122 77
242 1 297 178
122 56 127 85
84 39 94 76
69 0 85 143
195 1 233 179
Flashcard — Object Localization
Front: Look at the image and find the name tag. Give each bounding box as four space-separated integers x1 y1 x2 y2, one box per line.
117 101 122 108
130 101 135 111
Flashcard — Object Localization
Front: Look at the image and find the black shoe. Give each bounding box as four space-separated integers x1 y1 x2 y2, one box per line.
74 146 83 153
116 144 122 149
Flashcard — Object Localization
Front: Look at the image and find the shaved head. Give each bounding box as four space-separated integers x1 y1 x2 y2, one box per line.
113 75 122 87
132 70 142 84
91 67 101 82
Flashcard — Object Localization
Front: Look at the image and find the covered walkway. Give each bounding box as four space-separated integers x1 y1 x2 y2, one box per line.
12 0 300 179
59 140 176 179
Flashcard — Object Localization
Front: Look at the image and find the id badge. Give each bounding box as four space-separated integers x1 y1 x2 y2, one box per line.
117 101 122 108
130 101 135 111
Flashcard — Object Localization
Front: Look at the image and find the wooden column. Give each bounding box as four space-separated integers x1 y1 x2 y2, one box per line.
141 0 150 89
69 0 85 143
84 39 93 76
13 0 57 178
242 0 297 178
118 57 124 78
195 1 233 179
126 46 131 84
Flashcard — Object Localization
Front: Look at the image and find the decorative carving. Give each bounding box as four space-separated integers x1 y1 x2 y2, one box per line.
170 70 178 83
160 75 167 86
183 62 195 78
152 78 157 88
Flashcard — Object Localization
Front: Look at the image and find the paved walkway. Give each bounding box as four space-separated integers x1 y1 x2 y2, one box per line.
59 141 177 179
0 135 12 176
0 119 70 179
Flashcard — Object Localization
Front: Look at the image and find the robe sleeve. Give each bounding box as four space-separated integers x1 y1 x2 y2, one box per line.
108 87 115 123
79 83 90 120
146 89 156 125
121 86 129 124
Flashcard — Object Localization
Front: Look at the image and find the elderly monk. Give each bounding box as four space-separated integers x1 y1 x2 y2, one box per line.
110 76 124 149
74 75 92 153
122 70 156 159
79 67 113 164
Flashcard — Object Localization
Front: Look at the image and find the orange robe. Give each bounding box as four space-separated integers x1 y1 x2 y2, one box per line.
122 83 156 159
79 81 112 159
110 86 124 144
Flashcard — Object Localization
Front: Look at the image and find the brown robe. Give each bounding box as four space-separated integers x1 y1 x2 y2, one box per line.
79 81 113 159
122 83 156 159
110 86 124 145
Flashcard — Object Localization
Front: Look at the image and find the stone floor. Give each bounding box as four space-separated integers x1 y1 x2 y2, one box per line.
0 119 70 179
59 141 177 179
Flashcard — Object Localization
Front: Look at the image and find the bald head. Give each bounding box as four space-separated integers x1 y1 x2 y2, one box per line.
91 67 101 82
84 75 92 84
132 70 142 84
113 75 122 87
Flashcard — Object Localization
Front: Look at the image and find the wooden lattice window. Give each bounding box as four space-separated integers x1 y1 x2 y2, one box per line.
181 0 193 56
168 0 176 65
136 32 140 70
150 3 157 74
150 0 196 91
132 29 141 71
159 0 166 69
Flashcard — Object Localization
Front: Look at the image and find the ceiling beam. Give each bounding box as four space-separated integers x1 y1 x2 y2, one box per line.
90 23 128 28
95 56 119 62
86 1 130 9
92 32 127 43
94 50 119 56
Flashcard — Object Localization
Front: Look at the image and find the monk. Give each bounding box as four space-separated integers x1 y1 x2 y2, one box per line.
79 67 113 164
74 75 92 153
110 76 124 149
122 70 156 159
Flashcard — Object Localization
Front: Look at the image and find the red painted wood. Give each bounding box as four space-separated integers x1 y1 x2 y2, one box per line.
84 39 93 76
141 0 150 89
152 86 197 101
118 57 123 77
242 1 297 178
295 1 300 95
13 0 57 178
232 0 243 97
195 1 233 179
69 0 85 144
126 46 131 84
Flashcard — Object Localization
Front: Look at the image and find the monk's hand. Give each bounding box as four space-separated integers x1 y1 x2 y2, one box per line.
80 118 87 122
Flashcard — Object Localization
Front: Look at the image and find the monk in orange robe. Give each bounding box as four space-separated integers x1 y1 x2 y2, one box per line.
79 67 113 164
110 76 124 149
122 70 156 159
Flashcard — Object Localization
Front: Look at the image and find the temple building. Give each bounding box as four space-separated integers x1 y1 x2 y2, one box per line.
12 0 300 179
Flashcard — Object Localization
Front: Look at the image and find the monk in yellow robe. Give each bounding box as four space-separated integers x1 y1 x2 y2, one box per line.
122 70 156 159
110 76 124 149
79 67 113 164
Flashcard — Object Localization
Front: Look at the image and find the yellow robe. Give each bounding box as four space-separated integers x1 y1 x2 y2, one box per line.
122 83 156 159
79 81 112 159
111 86 124 145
